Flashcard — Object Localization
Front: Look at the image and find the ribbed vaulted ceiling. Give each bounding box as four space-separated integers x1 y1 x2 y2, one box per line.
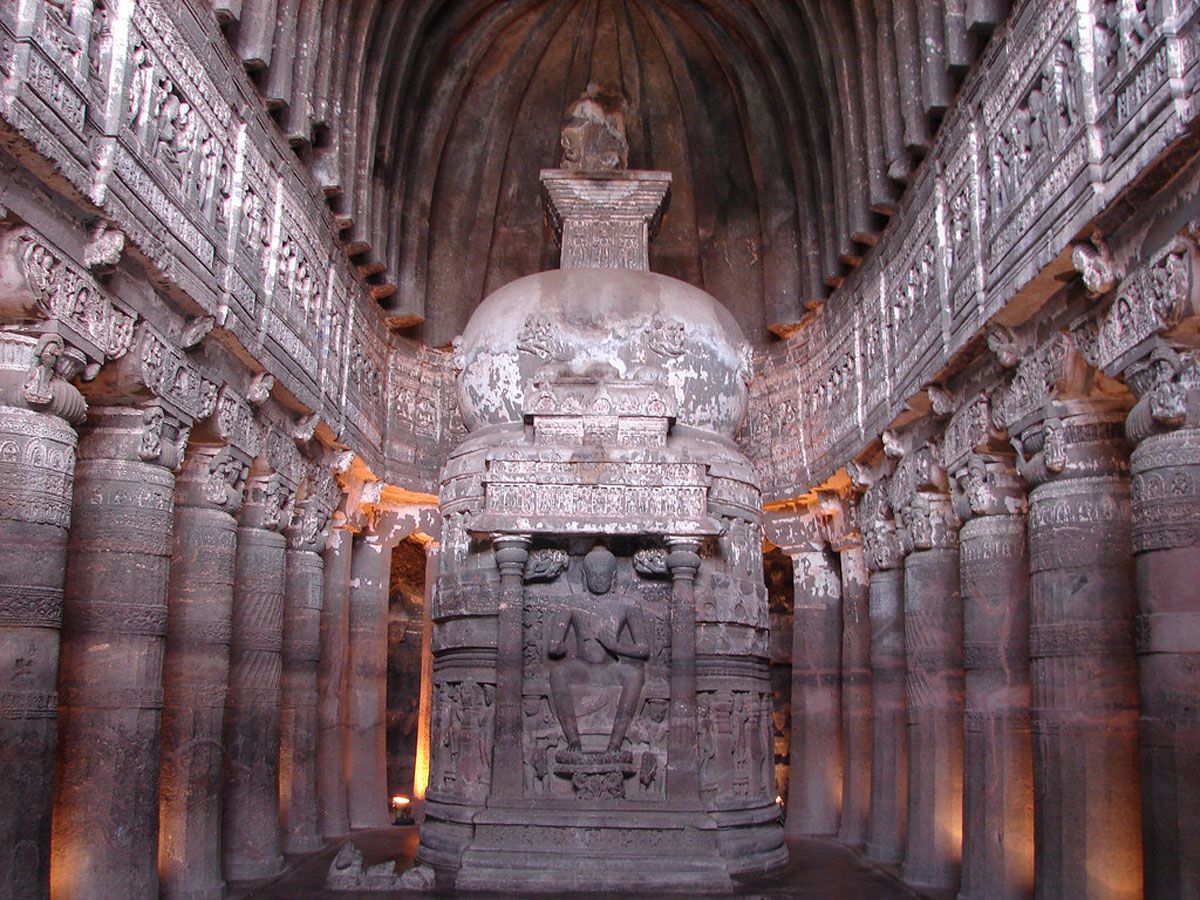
214 0 1010 348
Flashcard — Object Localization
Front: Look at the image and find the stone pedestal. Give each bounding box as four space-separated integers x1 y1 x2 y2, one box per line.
863 483 907 865
900 537 963 892
836 542 872 847
345 533 392 828
0 404 76 900
786 546 843 837
958 496 1033 900
280 523 325 853
222 474 289 882
1129 426 1200 896
1017 405 1142 899
52 406 179 899
317 525 353 837
159 446 244 900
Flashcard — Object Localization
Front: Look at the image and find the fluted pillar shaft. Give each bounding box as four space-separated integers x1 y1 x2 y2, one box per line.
666 538 702 801
159 446 245 900
897 489 963 893
0 332 84 900
1122 350 1200 897
491 534 530 800
222 474 290 881
951 453 1033 900
280 514 326 853
786 546 843 836
345 532 393 827
52 405 180 899
836 541 872 847
317 524 353 837
1016 402 1142 899
862 481 907 864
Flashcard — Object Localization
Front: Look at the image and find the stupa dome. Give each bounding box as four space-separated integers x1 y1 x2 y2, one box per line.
454 267 753 438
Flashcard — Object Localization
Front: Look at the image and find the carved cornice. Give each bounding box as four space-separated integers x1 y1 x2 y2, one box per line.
764 504 827 555
135 325 218 424
991 332 1091 433
213 384 262 462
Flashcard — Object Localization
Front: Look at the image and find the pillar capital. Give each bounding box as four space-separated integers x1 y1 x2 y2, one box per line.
860 475 904 572
890 443 959 553
493 533 531 574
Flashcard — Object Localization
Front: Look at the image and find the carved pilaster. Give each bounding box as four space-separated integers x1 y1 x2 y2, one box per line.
0 330 83 900
222 464 294 882
279 484 329 854
890 444 963 893
828 494 871 849
52 405 180 900
1089 237 1200 896
994 331 1142 899
772 507 842 838
665 537 701 802
490 534 531 800
159 443 247 900
860 476 907 864
944 393 1034 900
317 517 354 838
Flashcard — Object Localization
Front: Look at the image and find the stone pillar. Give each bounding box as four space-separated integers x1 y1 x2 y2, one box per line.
414 540 439 798
52 404 181 899
345 531 393 827
947 440 1034 899
834 535 872 848
1013 400 1142 899
861 478 908 863
785 540 843 837
490 534 530 799
158 445 247 900
317 520 353 837
280 498 328 853
222 472 291 882
666 537 702 801
1121 347 1200 897
892 447 963 893
0 332 85 900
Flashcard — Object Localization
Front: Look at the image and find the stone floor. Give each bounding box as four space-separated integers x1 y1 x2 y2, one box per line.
230 827 926 899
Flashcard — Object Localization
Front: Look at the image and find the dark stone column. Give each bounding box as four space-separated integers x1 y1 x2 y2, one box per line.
52 404 181 899
1014 402 1143 899
345 532 393 827
490 534 530 799
666 537 702 801
786 541 843 837
949 450 1033 900
1123 349 1200 897
280 499 328 854
835 538 872 848
892 452 963 894
317 521 353 837
159 446 246 900
861 479 908 864
0 332 85 900
222 472 291 882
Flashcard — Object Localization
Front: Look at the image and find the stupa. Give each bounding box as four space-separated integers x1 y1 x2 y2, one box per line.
409 84 786 893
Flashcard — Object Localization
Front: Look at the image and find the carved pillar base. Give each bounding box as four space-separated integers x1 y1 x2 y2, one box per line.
836 544 871 847
786 547 843 837
317 525 352 838
0 405 75 900
159 447 242 900
280 539 325 854
346 534 392 828
959 514 1033 900
52 406 178 900
222 478 288 882
1027 473 1142 899
1130 427 1200 896
866 566 907 863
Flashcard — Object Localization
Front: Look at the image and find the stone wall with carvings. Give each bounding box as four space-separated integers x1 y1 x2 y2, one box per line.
745 0 1200 504
0 0 454 493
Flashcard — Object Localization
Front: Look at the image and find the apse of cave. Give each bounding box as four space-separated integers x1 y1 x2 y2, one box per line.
0 1 1196 899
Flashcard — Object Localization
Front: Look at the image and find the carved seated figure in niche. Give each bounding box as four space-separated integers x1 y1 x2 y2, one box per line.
546 545 649 757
